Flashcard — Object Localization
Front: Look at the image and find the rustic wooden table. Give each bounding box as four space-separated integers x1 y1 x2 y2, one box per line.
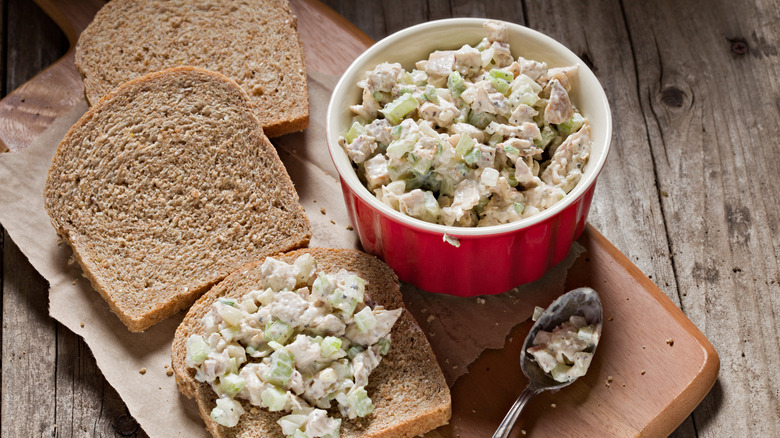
1 0 778 436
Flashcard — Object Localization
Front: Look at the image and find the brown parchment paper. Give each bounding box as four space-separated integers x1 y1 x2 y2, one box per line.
0 72 579 436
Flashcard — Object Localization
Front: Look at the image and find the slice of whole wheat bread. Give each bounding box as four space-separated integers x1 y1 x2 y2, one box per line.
44 66 311 332
75 0 308 138
172 248 452 438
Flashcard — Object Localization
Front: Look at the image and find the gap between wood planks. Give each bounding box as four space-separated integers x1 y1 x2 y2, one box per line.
616 0 686 312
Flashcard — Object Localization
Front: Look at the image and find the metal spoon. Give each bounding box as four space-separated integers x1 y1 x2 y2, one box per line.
492 287 603 438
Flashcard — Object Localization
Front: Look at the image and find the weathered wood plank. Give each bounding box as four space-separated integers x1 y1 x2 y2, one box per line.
1 1 147 437
619 1 780 436
1 1 63 435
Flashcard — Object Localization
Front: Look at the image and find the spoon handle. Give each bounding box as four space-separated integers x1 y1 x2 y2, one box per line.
492 386 538 438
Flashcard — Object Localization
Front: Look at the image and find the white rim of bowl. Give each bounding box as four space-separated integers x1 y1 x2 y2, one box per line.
326 18 612 237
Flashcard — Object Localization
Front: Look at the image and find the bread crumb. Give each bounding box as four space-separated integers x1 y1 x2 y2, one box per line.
313 199 317 203
453 365 459 369
346 225 354 231
428 332 436 337
622 383 626 387
476 297 486 304
607 375 613 383
139 368 147 375
642 345 646 349
320 207 326 215
550 403 557 408
521 430 527 436
421 308 428 313
72 278 78 285
426 315 435 323
166 369 174 376
666 338 675 346
471 409 476 413
608 313 614 321
330 220 336 225
57 238 63 245
641 369 646 375
80 322 85 328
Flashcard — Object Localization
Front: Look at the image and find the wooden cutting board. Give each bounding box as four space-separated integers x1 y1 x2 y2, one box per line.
0 0 718 437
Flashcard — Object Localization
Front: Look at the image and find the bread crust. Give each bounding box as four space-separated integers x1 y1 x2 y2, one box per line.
44 66 311 332
75 0 309 137
172 248 451 437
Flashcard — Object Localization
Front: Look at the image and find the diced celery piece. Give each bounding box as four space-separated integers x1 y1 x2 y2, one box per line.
467 109 496 129
228 357 239 375
447 71 466 98
556 113 586 136
380 94 419 125
278 414 308 435
257 288 275 306
240 299 258 313
507 172 518 187
410 155 432 175
474 196 490 214
347 345 364 359
312 274 335 299
489 68 514 82
263 349 295 387
322 419 342 438
186 335 210 365
292 430 309 438
455 133 475 157
534 125 557 149
372 91 388 102
464 148 481 165
220 304 244 327
354 307 378 332
218 297 238 307
329 279 363 317
513 203 525 215
220 326 240 342
261 385 289 411
268 340 285 351
551 363 573 383
504 144 520 158
532 306 545 321
347 387 374 417
377 337 391 355
386 138 415 159
265 320 294 344
346 275 365 297
321 336 343 357
577 325 596 343
488 133 503 146
423 85 439 103
219 373 246 396
490 75 511 95
390 124 403 139
345 121 366 143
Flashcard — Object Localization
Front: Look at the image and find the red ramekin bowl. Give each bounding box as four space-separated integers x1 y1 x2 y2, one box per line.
326 18 612 296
